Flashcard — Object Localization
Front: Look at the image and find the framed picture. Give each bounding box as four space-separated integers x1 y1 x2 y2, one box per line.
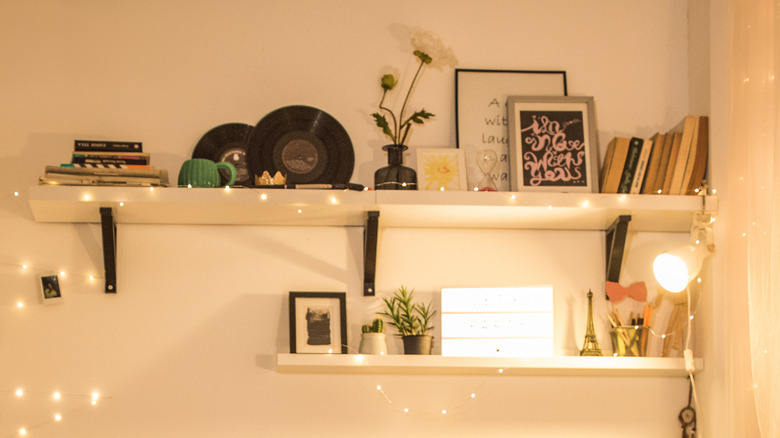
40 275 62 305
289 292 347 354
455 69 567 191
416 148 468 191
507 96 599 192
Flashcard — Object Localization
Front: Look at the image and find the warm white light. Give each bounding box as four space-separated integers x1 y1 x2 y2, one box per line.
442 410 447 414
547 205 552 210
613 352 618 357
22 264 28 270
620 194 627 201
19 428 26 436
498 368 504 374
330 197 338 204
92 392 100 401
439 186 445 191
187 184 192 188
83 194 91 201
54 413 62 421
260 193 267 200
89 275 95 281
14 191 19 197
473 187 479 192
657 189 662 194
694 188 700 193
471 393 476 398
15 388 23 396
653 253 690 293
119 202 125 207
376 385 382 391
16 301 23 308
511 194 516 200
581 200 590 208
327 348 333 353
53 392 61 400
91 400 97 406
653 244 709 293
712 189 717 194
401 182 407 187
60 271 66 276
149 187 155 191
661 334 667 339
224 185 231 191
403 408 409 413
297 209 303 214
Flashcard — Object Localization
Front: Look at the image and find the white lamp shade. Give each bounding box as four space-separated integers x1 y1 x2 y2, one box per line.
652 245 707 292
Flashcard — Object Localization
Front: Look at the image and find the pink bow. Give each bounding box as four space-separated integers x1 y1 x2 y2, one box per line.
606 281 647 303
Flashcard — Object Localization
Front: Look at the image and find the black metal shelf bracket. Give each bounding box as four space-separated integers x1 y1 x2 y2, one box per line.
363 210 380 296
605 214 632 291
99 207 117 293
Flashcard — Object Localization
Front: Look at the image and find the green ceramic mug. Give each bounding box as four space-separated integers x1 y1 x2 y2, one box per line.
178 159 236 187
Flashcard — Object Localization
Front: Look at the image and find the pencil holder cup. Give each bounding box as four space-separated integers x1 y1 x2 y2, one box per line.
610 326 649 357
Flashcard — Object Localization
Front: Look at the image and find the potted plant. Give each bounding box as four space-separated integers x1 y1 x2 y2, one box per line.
358 317 388 355
379 285 436 355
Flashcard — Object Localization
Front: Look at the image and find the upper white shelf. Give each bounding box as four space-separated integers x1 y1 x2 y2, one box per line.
275 353 703 377
28 185 717 232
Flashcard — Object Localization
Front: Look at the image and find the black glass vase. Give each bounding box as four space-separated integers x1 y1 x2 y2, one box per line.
374 144 417 190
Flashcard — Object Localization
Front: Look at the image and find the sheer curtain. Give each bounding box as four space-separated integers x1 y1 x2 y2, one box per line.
729 0 780 436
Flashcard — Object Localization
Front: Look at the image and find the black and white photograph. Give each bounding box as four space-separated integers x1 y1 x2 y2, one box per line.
289 292 347 354
507 96 599 192
40 274 63 305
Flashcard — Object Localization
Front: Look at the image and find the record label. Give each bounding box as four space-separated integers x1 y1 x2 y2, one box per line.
193 123 254 186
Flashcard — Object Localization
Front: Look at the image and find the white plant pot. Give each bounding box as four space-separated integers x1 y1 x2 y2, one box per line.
359 333 388 355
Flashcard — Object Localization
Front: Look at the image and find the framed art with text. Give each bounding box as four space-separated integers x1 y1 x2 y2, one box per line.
507 96 599 192
455 69 567 191
289 291 347 354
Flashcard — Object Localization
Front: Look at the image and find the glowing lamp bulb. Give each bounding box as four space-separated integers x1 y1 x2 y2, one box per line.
53 392 61 400
15 388 23 396
652 253 689 292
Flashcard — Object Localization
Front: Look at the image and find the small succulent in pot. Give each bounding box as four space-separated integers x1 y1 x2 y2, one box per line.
362 317 385 334
379 285 436 337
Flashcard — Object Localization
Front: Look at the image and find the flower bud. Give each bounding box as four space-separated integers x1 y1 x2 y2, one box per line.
381 73 398 90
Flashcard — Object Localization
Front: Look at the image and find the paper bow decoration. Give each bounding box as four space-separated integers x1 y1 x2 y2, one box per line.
606 281 648 303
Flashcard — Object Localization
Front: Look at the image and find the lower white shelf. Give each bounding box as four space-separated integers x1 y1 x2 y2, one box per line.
276 354 703 377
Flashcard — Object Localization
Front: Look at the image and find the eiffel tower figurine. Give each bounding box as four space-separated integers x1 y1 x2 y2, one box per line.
580 289 603 356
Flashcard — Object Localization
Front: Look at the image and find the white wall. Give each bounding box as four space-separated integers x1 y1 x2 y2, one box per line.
0 1 719 437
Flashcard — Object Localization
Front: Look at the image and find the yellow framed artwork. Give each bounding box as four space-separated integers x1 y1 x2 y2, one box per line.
416 148 468 191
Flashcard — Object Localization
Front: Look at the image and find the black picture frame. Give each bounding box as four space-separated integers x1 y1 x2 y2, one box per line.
289 292 347 354
506 95 599 192
455 69 568 191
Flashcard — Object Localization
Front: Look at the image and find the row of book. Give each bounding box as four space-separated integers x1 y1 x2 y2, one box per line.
600 115 708 195
39 140 168 186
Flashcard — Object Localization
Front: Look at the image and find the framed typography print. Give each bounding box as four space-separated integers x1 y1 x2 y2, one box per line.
507 96 599 192
289 292 347 354
455 69 567 191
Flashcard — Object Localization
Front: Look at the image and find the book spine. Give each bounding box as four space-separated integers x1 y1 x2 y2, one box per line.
617 137 643 193
74 140 143 153
69 163 151 169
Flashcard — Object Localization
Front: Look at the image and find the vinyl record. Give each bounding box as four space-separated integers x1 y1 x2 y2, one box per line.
193 123 254 186
245 106 354 185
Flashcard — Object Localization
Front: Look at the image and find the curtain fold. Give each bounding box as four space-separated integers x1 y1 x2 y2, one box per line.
729 0 780 436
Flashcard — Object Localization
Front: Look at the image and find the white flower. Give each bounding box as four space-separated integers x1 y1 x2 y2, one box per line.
410 30 458 70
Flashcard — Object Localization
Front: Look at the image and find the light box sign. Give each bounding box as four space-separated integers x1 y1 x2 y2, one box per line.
441 287 554 358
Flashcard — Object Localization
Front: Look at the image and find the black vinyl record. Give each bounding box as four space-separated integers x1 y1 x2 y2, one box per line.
245 106 354 185
193 123 254 186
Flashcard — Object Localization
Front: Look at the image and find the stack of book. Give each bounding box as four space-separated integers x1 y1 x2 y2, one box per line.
39 140 168 186
600 115 708 195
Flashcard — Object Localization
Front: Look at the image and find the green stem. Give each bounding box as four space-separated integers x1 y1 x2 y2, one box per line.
377 89 399 144
397 58 426 144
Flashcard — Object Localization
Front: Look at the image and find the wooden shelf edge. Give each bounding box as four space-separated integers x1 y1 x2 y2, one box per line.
275 353 703 377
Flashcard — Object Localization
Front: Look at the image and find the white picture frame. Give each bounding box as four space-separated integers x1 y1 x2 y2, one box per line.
416 148 468 191
40 275 63 305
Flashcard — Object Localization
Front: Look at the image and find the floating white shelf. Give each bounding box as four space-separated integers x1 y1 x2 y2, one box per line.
275 353 703 377
28 185 717 232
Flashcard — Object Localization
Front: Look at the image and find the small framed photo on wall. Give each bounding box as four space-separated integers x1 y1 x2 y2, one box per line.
40 275 62 305
507 96 599 192
289 292 347 354
416 148 468 191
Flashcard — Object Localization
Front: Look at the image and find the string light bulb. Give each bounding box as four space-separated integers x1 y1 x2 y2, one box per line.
15 388 23 396
54 413 62 421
